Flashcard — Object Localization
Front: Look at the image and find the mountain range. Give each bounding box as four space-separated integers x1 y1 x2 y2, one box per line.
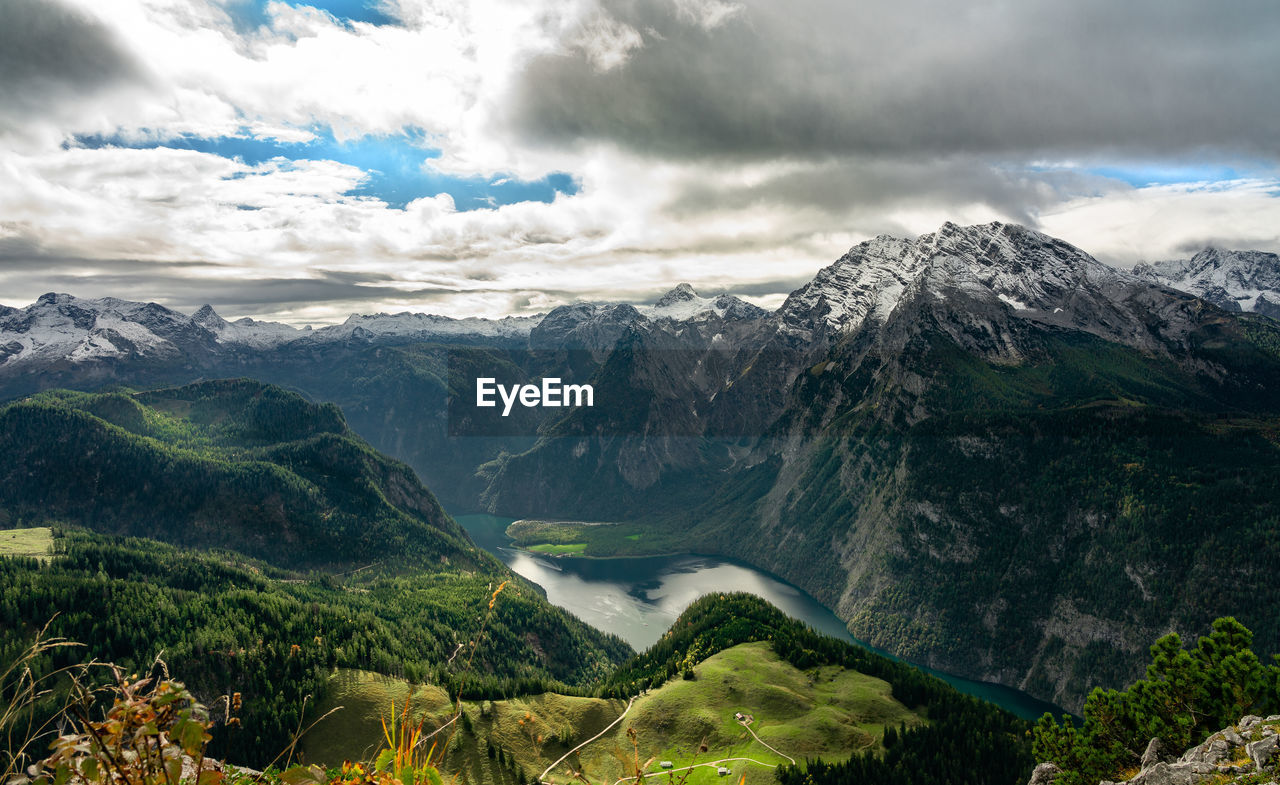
2 227 1277 374
1135 248 1280 319
3 221 1279 715
0 282 768 371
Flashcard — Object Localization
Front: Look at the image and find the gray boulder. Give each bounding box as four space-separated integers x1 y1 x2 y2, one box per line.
1248 735 1279 770
1179 734 1231 765
1025 762 1061 785
1141 737 1165 768
1128 761 1214 785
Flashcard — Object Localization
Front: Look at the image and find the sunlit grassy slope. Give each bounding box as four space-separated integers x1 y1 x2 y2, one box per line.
526 543 588 555
303 642 922 785
0 526 53 561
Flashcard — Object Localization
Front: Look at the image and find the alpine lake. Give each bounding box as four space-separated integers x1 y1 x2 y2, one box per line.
455 513 1067 721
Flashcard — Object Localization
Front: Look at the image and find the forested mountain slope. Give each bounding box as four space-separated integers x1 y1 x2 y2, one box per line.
0 529 632 765
0 380 632 765
0 378 475 570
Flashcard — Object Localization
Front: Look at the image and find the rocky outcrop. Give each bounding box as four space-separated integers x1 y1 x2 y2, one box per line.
1028 762 1064 785
1030 715 1280 785
1139 738 1165 769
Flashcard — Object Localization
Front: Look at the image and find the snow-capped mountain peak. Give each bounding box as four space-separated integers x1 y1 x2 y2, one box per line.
778 221 1131 341
1134 247 1280 318
1 284 776 373
187 304 303 348
0 293 197 366
0 296 546 370
313 311 545 343
191 304 228 331
644 284 766 321
8 221 1266 377
655 283 699 307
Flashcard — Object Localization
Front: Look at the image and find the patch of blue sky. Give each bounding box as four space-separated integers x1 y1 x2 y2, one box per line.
223 0 397 31
71 128 578 211
1083 163 1247 188
1022 160 1280 193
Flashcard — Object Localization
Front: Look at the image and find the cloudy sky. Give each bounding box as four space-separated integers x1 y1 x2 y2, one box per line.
2 0 1278 323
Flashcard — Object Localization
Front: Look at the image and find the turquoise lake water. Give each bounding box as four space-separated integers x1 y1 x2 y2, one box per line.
456 513 1068 721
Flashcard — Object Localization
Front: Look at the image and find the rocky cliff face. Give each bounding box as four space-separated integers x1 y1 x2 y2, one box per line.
476 223 1280 713
483 222 1276 510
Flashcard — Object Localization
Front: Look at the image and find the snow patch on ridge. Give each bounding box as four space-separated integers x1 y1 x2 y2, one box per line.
997 293 1032 310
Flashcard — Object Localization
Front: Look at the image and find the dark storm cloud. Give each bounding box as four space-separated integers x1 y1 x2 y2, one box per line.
159 280 464 310
0 0 145 133
0 234 641 317
0 239 485 313
1 271 457 311
0 256 552 316
727 278 816 298
0 237 222 272
1171 235 1278 256
510 0 1280 161
663 158 1116 225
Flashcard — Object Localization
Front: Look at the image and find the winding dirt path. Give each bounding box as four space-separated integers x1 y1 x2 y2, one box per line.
539 697 636 783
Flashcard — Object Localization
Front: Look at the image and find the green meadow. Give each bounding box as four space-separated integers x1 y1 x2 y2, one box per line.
0 526 53 561
304 642 922 785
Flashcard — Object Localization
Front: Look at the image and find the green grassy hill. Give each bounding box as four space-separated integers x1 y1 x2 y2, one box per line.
299 594 1033 785
303 641 922 785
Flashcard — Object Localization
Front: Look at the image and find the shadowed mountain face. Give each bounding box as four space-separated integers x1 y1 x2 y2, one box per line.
5 221 1280 712
482 222 1280 513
